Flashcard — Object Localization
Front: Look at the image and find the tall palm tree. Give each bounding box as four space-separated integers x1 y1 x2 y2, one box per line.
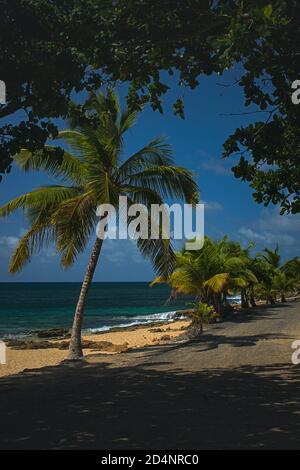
0 90 199 360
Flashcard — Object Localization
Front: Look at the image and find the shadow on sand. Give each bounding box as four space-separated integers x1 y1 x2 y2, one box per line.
0 358 300 449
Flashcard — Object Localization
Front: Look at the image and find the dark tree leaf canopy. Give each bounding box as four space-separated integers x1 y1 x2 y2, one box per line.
0 0 263 177
222 1 300 214
1 0 299 215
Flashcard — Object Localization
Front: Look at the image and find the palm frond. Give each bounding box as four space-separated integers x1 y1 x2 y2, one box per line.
121 185 164 206
53 192 96 267
86 168 120 206
87 89 121 125
15 147 86 184
118 138 174 182
149 275 168 287
9 222 54 273
86 90 124 164
137 236 176 277
204 273 230 294
119 107 138 135
125 165 199 204
169 269 200 295
0 186 80 217
79 125 117 170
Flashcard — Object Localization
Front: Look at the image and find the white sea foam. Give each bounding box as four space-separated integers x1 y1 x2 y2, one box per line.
86 310 184 334
228 295 242 304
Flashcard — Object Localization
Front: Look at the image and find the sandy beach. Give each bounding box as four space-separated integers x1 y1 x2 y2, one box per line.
0 319 190 378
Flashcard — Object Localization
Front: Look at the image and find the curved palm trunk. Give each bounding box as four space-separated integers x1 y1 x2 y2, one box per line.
213 294 222 315
241 289 249 309
267 295 276 305
187 319 203 339
68 238 103 360
250 291 256 308
223 293 231 309
281 292 287 303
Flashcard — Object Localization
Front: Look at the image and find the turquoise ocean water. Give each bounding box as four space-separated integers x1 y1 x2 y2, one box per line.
0 282 189 338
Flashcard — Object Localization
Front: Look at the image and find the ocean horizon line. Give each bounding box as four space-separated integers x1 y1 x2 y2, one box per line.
1 280 154 284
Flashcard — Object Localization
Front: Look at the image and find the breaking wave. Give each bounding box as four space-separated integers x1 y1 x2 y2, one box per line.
86 310 185 333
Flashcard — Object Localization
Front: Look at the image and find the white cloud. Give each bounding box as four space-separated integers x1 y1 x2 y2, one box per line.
102 239 147 265
200 160 231 175
0 229 29 253
257 209 300 234
40 247 58 264
238 228 265 242
0 233 59 265
238 209 300 250
203 200 224 211
198 151 231 176
239 227 297 247
0 236 19 249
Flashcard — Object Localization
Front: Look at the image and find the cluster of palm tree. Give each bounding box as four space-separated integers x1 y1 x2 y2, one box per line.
152 238 300 323
253 247 300 305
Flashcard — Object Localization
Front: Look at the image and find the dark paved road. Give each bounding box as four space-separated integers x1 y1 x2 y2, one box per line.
1 302 300 449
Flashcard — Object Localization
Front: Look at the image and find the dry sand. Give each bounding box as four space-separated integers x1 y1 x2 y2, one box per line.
0 320 190 378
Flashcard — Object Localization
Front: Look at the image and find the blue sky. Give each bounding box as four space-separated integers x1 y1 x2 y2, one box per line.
1 70 299 282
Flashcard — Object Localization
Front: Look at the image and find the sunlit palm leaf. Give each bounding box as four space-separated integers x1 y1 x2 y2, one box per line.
53 192 96 267
118 138 173 182
0 186 80 217
126 166 199 204
204 273 230 294
15 147 86 184
9 222 54 274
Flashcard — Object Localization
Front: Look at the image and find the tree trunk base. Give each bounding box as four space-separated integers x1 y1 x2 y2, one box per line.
61 356 86 364
66 353 85 362
66 345 84 361
186 323 203 339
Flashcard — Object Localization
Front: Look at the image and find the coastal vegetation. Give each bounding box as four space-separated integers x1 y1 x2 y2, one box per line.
152 237 300 335
1 2 299 217
0 90 199 360
186 302 219 337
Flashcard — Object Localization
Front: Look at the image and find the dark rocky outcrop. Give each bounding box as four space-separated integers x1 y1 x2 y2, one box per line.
160 335 172 341
5 338 129 353
34 328 70 339
58 340 128 352
5 340 56 350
